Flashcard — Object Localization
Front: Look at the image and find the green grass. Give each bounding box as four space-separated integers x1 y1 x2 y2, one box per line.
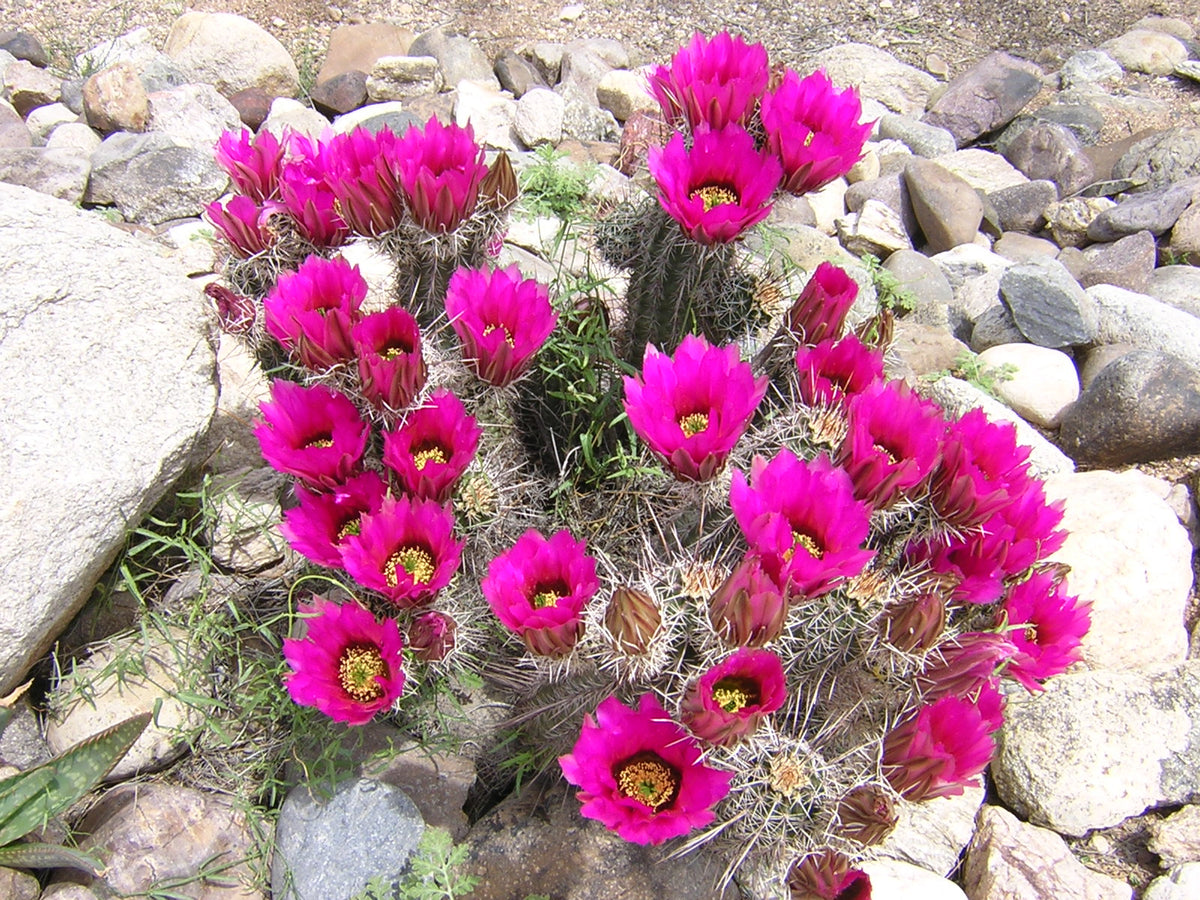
517 145 596 220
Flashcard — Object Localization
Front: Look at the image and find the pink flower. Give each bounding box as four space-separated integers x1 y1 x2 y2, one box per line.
681 648 787 746
836 381 944 509
341 495 464 608
708 553 788 647
915 632 1017 701
730 450 875 600
264 255 366 371
787 850 874 900
382 390 481 502
558 693 734 845
649 125 782 245
444 265 558 387
205 195 277 258
255 380 369 489
214 128 283 202
283 598 405 725
931 409 1034 529
785 261 859 345
408 610 457 662
761 68 872 196
281 470 388 568
881 685 1002 801
323 126 405 236
904 529 1007 606
352 307 427 413
396 118 489 234
1001 570 1091 692
278 133 349 247
623 335 767 482
482 529 599 657
989 481 1067 577
794 335 885 407
647 31 769 131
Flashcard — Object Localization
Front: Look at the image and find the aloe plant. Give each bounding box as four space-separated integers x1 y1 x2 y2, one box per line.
0 711 150 873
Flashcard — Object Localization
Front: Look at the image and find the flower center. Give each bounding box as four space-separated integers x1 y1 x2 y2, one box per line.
482 323 515 347
1023 624 1038 643
303 432 334 449
530 590 562 609
791 530 824 559
711 675 761 713
614 751 681 812
385 546 435 587
690 184 740 211
382 340 414 360
338 644 386 702
678 412 710 437
336 516 362 543
412 445 448 470
872 441 899 464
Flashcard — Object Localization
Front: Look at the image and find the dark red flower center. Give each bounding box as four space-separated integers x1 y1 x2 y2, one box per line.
381 337 415 359
336 515 362 543
712 675 761 713
614 750 681 812
385 545 435 586
529 579 569 609
338 644 386 702
689 183 741 211
872 439 900 465
303 431 335 449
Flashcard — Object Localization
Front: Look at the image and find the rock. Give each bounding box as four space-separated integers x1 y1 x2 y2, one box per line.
891 320 970 377
999 257 1096 347
1003 122 1094 197
0 697 52 769
453 80 518 150
936 148 1028 192
836 199 913 256
1078 343 1138 390
0 30 48 68
1114 128 1200 194
494 50 548 98
879 786 984 876
878 114 956 158
1087 180 1199 241
924 52 1043 147
367 745 476 840
963 805 1132 900
806 177 848 236
366 55 444 101
1149 806 1200 867
529 41 565 85
1169 200 1200 265
0 867 38 900
333 101 420 136
987 180 1057 233
560 90 619 142
201 332 273 472
859 859 967 900
970 302 1028 351
811 43 936 116
905 158 984 253
206 467 289 573
977 342 1079 427
845 172 919 237
0 147 90 202
3 58 60 116
57 588 143 658
1132 15 1196 39
22 102 78 141
146 82 243 150
883 248 954 327
0 183 216 693
596 68 655 122
74 28 187 93
1046 468 1193 668
0 100 31 148
1077 230 1156 291
1026 102 1105 147
46 121 102 155
164 12 299 99
78 783 262 899
1101 29 1188 76
993 662 1200 836
1058 350 1200 467
228 87 273 129
309 70 368 117
317 22 414 86
409 26 498 90
261 97 331 139
1060 49 1124 90
514 87 564 147
1145 265 1200 318
847 148 880 183
552 42 616 105
993 232 1058 262
82 62 149 133
40 887 103 900
272 778 424 900
47 625 208 778
1144 865 1200 900
930 242 1012 289
1089 283 1200 371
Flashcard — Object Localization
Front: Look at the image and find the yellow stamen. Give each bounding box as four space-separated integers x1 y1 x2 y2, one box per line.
336 517 361 542
615 752 680 811
873 441 898 464
530 590 561 609
1024 624 1038 643
482 323 515 347
304 433 334 449
712 676 760 713
689 184 740 211
412 446 448 471
679 412 710 437
792 531 823 559
382 343 412 360
338 645 386 702
385 546 435 587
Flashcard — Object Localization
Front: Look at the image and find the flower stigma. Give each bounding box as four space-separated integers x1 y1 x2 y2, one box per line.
385 546 435 586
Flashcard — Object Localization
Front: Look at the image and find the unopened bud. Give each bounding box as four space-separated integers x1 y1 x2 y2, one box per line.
837 785 898 846
882 592 946 653
916 631 1015 700
408 611 456 662
204 283 256 335
604 586 661 655
785 262 858 346
709 555 787 647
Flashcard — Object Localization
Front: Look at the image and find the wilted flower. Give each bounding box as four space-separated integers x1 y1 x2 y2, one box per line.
836 785 898 846
649 125 782 245
559 693 734 845
255 380 369 489
605 586 662 656
281 470 388 568
931 409 1034 529
482 529 599 657
264 255 366 371
794 335 885 407
341 495 464 608
396 118 489 233
444 265 558 387
881 592 947 653
408 610 457 662
323 126 405 236
785 262 859 345
283 598 405 725
623 334 768 482
915 632 1017 700
647 31 770 131
1001 570 1091 692
204 283 257 336
787 849 873 900
215 128 283 202
730 450 875 600
761 68 872 196
681 648 787 746
205 195 277 258
708 553 788 647
381 390 481 502
352 307 427 413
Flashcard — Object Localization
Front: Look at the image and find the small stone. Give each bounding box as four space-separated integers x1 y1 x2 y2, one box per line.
1002 122 1094 197
0 100 31 149
366 55 444 101
977 342 1079 427
560 3 585 20
845 172 920 237
556 42 619 105
925 53 949 78
317 23 414 86
82 62 149 133
836 199 913 256
453 80 518 150
878 114 957 158
860 859 968 900
409 27 498 89
1045 195 1116 247
227 87 273 129
999 257 1096 347
0 30 49 68
3 58 60 116
595 68 655 122
261 97 331 139
971 303 1027 351
1087 179 1199 241
529 42 565 85
1031 102 1105 147
905 157 984 253
987 179 1057 233
0 867 40 900
1169 200 1200 264
993 232 1058 262
514 87 565 147
147 82 243 151
1078 230 1157 291
1149 806 1200 868
1060 49 1124 89
879 786 984 876
883 247 953 326
936 148 1029 192
1113 127 1200 193
847 148 880 182
1078 343 1137 390
807 177 848 236
309 69 368 116
924 52 1043 147
1101 29 1188 76
1146 265 1200 318
19 102 77 141
1089 283 1200 372
332 101 420 135
1144 865 1200 900
891 320 970 376
0 147 90 203
494 50 548 98
367 744 477 840
559 89 619 142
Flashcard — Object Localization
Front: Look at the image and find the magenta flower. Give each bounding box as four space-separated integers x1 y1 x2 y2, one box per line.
904 529 1007 606
836 381 944 509
647 31 769 131
444 265 558 387
708 553 788 647
381 390 481 502
761 68 872 196
408 610 457 662
215 128 283 202
881 686 1002 801
352 307 427 413
559 693 734 845
482 529 599 657
730 450 875 600
278 133 349 247
931 409 1034 529
785 261 859 346
205 195 277 258
255 380 369 489
396 118 489 234
283 598 405 726
649 125 782 245
915 632 1017 701
264 255 365 371
623 335 768 482
787 850 873 900
988 481 1067 577
281 470 388 568
341 495 464 608
681 648 787 746
323 126 405 236
794 335 885 407
1001 570 1091 692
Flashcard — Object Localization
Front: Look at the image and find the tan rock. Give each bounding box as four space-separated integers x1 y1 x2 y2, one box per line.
164 11 299 99
83 62 149 133
317 23 415 86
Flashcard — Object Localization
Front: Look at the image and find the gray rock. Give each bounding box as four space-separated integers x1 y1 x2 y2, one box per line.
1078 343 1138 390
146 82 242 150
1003 122 1094 197
555 41 618 105
992 232 1058 262
1087 179 1199 240
1101 29 1189 76
931 242 1013 289
1144 865 1200 900
1089 283 1200 371
366 55 444 101
163 11 299 99
261 97 331 140
1059 49 1124 90
0 183 216 693
0 99 31 149
937 148 1030 193
1149 806 1200 868
273 779 424 900
993 662 1200 836
971 303 1026 351
0 147 90 202
1028 102 1105 147
0 696 52 769
0 30 48 68
332 101 420 136
206 467 289 573
1170 200 1200 264
905 157 984 253
890 320 970 377
0 867 37 900
811 43 937 116
453 80 518 150
494 50 548 98
924 52 1043 147
560 89 619 142
367 744 476 840
878 114 957 158
845 172 919 237
1145 265 1200 318
879 787 984 876
883 248 954 326
1078 229 1157 291
408 26 498 90
86 131 228 224
987 179 1057 233
1113 127 1200 193
1058 350 1200 466
528 42 565 85
999 257 1096 347
75 27 188 93
514 87 564 147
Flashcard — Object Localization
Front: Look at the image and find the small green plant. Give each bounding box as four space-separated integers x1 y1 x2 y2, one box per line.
518 145 595 219
859 253 918 315
352 828 479 900
926 349 1018 401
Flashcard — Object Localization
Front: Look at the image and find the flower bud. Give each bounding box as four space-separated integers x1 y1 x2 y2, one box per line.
837 785 898 846
785 262 857 346
408 610 456 662
882 592 946 653
709 554 787 647
787 849 872 900
916 632 1015 700
604 586 661 655
521 621 585 657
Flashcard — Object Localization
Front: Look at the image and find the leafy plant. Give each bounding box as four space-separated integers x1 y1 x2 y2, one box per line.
518 145 595 219
926 349 1018 401
859 252 918 315
351 828 479 900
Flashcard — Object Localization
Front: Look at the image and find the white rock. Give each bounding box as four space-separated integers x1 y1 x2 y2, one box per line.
45 121 102 154
514 87 564 147
1149 806 1200 868
878 786 984 876
261 97 331 139
163 219 218 277
146 82 242 150
977 343 1080 427
860 858 967 900
332 101 410 134
811 43 937 116
454 80 518 150
937 148 1029 192
595 68 655 121
1088 283 1200 373
929 243 1013 290
366 55 443 101
200 330 273 473
164 11 300 99
836 199 912 256
1101 29 1189 76
206 467 290 573
1144 863 1200 900
807 177 849 237
23 102 78 140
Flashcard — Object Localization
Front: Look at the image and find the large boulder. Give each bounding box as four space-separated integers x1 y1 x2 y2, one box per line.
0 184 217 693
164 12 300 100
